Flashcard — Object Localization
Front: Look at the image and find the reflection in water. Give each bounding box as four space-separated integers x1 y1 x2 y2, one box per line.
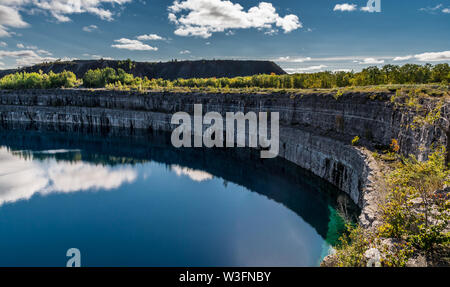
171 165 213 182
0 124 358 267
0 147 137 206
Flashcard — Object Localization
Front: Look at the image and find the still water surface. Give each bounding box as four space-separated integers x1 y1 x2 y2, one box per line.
0 126 356 267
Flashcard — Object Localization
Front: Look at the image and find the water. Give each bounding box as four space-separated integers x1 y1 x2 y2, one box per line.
0 125 357 267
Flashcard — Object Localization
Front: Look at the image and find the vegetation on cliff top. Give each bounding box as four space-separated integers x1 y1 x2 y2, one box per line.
332 144 449 267
0 70 79 89
1 63 449 92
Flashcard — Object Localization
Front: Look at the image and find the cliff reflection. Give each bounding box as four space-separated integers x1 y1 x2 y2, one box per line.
0 124 358 245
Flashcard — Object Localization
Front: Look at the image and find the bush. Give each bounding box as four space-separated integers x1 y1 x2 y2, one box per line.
333 146 449 267
380 146 449 243
334 224 370 267
0 70 79 89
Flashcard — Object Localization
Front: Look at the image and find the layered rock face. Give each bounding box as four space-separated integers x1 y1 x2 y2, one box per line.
0 89 448 227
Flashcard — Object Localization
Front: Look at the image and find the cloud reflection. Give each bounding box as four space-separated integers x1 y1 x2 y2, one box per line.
171 165 213 182
0 147 137 206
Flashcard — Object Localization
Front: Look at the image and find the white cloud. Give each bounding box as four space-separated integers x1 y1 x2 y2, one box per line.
0 61 4 66
392 51 450 62
0 41 7 47
419 4 443 14
333 3 357 12
0 0 132 28
137 34 165 40
285 65 327 73
83 53 113 60
393 55 413 61
82 25 98 32
16 55 57 67
111 38 158 51
168 0 302 38
33 0 133 22
0 4 29 37
276 56 311 63
358 57 384 64
179 50 191 54
37 49 52 56
414 51 450 62
333 68 352 73
0 49 56 67
16 43 38 49
0 49 39 58
419 4 450 14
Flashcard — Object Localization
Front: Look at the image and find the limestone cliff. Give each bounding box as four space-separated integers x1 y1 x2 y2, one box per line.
0 89 448 230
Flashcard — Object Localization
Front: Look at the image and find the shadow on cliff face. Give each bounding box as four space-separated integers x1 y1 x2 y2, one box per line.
0 122 359 245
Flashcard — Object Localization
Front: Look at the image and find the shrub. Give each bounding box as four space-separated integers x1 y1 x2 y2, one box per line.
380 146 450 249
334 224 370 267
0 70 79 89
333 146 449 267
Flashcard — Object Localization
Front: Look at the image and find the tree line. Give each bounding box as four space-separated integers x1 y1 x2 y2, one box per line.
1 63 449 90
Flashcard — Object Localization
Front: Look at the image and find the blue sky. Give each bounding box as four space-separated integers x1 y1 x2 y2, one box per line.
0 0 449 73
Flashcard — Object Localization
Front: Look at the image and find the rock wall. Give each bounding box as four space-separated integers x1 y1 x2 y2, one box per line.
0 89 448 228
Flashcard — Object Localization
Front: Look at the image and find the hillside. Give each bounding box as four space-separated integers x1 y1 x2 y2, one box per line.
0 59 286 80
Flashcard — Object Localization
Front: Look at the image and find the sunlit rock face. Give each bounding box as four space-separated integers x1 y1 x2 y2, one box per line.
0 147 137 206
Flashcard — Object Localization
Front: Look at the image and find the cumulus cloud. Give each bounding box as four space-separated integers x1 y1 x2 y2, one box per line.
168 0 302 38
284 65 327 73
358 57 384 64
0 49 39 58
17 43 24 48
0 0 132 30
0 49 56 67
83 53 113 60
137 34 165 40
414 51 450 62
16 55 57 67
443 8 450 13
393 55 413 61
179 50 191 54
0 4 29 37
0 41 7 47
276 56 311 63
393 51 450 62
111 38 158 51
34 0 133 22
37 49 52 56
333 3 357 12
82 25 98 32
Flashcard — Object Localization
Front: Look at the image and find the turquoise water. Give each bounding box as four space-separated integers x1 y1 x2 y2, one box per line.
0 126 355 267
